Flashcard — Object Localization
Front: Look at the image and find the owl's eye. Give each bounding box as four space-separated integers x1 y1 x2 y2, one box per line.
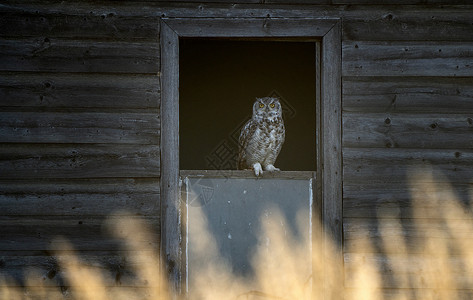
259 103 265 108
270 103 275 108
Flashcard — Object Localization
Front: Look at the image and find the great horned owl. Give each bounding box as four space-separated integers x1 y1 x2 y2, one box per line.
238 97 285 176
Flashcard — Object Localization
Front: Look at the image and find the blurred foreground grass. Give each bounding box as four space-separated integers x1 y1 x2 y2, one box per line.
1 168 472 300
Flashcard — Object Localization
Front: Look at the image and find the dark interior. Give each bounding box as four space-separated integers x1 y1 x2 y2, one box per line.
179 39 316 171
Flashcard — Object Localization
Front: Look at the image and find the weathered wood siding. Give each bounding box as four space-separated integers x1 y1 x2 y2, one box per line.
339 5 473 299
0 0 161 291
1 1 473 297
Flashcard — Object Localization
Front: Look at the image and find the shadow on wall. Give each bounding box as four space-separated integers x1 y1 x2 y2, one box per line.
2 166 473 299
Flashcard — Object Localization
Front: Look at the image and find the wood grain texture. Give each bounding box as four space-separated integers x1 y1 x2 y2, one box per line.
342 6 473 41
344 182 473 219
164 17 338 38
320 20 343 300
343 41 473 77
0 10 160 41
0 112 159 144
0 178 159 216
0 144 160 179
0 254 158 288
321 21 343 248
345 253 473 289
343 77 473 113
344 218 473 254
343 148 473 184
0 216 160 252
0 192 158 216
0 38 159 73
159 20 182 297
0 73 160 110
343 113 473 149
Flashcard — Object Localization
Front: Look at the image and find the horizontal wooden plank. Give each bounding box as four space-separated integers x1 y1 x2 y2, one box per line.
4 2 471 17
343 41 473 77
164 17 338 38
0 11 160 40
343 182 473 219
343 148 473 184
0 144 160 179
0 216 160 252
343 113 473 149
0 1 259 18
342 6 473 41
0 190 159 215
0 38 159 73
344 217 473 254
0 254 158 288
0 178 159 194
0 73 159 110
0 112 159 144
343 76 473 113
0 178 159 216
345 253 473 289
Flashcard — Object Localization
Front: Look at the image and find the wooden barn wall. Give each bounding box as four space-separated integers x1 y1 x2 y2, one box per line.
0 0 163 293
1 1 473 297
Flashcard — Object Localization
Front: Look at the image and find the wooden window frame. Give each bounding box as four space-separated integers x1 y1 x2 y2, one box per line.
160 17 342 297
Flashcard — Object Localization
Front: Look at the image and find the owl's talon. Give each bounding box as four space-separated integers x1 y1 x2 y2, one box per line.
265 164 280 172
253 163 263 176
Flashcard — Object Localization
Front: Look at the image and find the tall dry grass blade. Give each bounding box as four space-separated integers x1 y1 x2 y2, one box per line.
53 238 109 300
105 215 168 300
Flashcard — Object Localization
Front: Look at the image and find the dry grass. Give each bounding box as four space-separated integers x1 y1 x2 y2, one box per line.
1 167 472 300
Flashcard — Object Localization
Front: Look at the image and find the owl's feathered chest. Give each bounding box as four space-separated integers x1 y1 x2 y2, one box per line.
238 114 285 169
247 117 285 146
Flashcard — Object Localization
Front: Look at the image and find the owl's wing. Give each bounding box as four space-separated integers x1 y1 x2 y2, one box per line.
275 122 286 156
237 119 257 169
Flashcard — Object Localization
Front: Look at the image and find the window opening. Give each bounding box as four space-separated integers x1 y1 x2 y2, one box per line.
179 39 317 172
